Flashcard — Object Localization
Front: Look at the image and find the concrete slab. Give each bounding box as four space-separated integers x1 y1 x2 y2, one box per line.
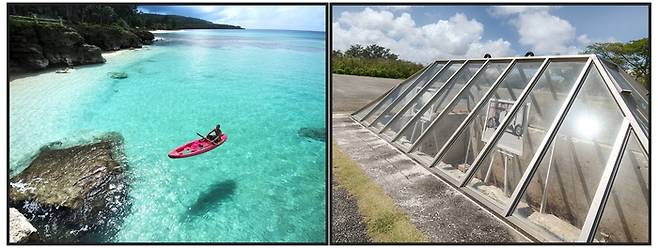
332 74 402 113
332 114 530 243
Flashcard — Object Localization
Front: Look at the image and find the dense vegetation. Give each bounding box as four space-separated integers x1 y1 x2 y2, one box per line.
583 38 649 89
8 4 242 30
332 44 424 79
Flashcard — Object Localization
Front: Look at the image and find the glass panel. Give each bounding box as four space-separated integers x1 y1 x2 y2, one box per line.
371 61 461 129
509 67 625 241
388 61 484 143
383 61 509 140
363 62 446 125
594 131 648 243
466 60 587 209
411 60 543 165
602 62 649 136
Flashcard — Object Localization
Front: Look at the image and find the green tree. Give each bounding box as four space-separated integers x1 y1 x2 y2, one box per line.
583 38 649 89
364 44 398 60
342 44 399 60
344 44 365 57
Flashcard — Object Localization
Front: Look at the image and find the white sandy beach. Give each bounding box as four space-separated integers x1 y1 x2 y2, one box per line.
102 47 149 58
149 30 187 33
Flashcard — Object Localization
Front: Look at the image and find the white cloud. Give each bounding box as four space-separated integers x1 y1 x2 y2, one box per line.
577 34 591 46
513 10 578 55
490 6 587 55
211 6 325 31
333 8 513 64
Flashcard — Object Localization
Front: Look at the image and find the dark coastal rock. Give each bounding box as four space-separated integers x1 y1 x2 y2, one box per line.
298 127 327 142
9 19 106 70
9 133 129 243
131 29 155 45
74 24 143 51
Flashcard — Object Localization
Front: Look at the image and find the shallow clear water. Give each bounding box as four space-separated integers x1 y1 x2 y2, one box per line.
9 29 326 242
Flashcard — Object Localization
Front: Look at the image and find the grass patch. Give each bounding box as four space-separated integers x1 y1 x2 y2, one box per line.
333 143 428 243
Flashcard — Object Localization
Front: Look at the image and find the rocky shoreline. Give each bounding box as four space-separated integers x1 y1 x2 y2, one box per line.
9 133 130 243
9 17 155 74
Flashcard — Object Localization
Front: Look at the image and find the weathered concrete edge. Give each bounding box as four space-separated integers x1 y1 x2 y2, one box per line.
333 113 532 242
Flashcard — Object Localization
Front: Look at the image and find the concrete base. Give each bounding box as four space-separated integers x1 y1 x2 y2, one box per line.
333 114 529 243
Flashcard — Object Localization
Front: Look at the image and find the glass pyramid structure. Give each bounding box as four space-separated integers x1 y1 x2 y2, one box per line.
351 54 649 243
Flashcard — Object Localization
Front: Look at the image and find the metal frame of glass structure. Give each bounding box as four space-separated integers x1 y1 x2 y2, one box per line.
350 54 649 243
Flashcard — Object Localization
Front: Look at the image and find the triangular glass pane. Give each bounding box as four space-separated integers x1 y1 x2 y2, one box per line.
382 61 509 140
506 66 625 241
370 61 462 128
409 60 543 165
593 130 648 243
352 81 403 120
353 95 384 121
465 60 588 209
601 61 649 136
362 62 446 125
358 68 422 122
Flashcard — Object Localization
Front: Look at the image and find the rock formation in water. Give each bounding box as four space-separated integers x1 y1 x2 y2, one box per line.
9 208 38 243
9 133 129 243
298 127 327 142
9 19 105 70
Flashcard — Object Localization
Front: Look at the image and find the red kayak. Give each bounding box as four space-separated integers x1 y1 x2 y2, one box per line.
168 134 227 159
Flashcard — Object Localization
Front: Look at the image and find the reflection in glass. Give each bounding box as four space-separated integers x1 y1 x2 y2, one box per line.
509 67 625 241
371 61 461 129
466 60 587 209
594 131 648 243
363 62 446 125
418 60 543 168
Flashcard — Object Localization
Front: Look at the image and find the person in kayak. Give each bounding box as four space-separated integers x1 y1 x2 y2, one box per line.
206 124 223 144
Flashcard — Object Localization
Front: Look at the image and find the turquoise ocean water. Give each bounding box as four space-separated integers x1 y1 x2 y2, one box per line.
9 29 326 242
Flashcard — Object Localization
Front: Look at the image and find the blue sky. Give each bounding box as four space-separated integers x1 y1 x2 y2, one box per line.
333 5 648 64
137 5 325 31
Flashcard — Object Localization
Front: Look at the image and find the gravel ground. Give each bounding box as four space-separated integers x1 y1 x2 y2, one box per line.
330 178 371 244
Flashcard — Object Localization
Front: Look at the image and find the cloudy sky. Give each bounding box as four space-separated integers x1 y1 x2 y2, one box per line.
137 5 325 31
333 5 648 64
